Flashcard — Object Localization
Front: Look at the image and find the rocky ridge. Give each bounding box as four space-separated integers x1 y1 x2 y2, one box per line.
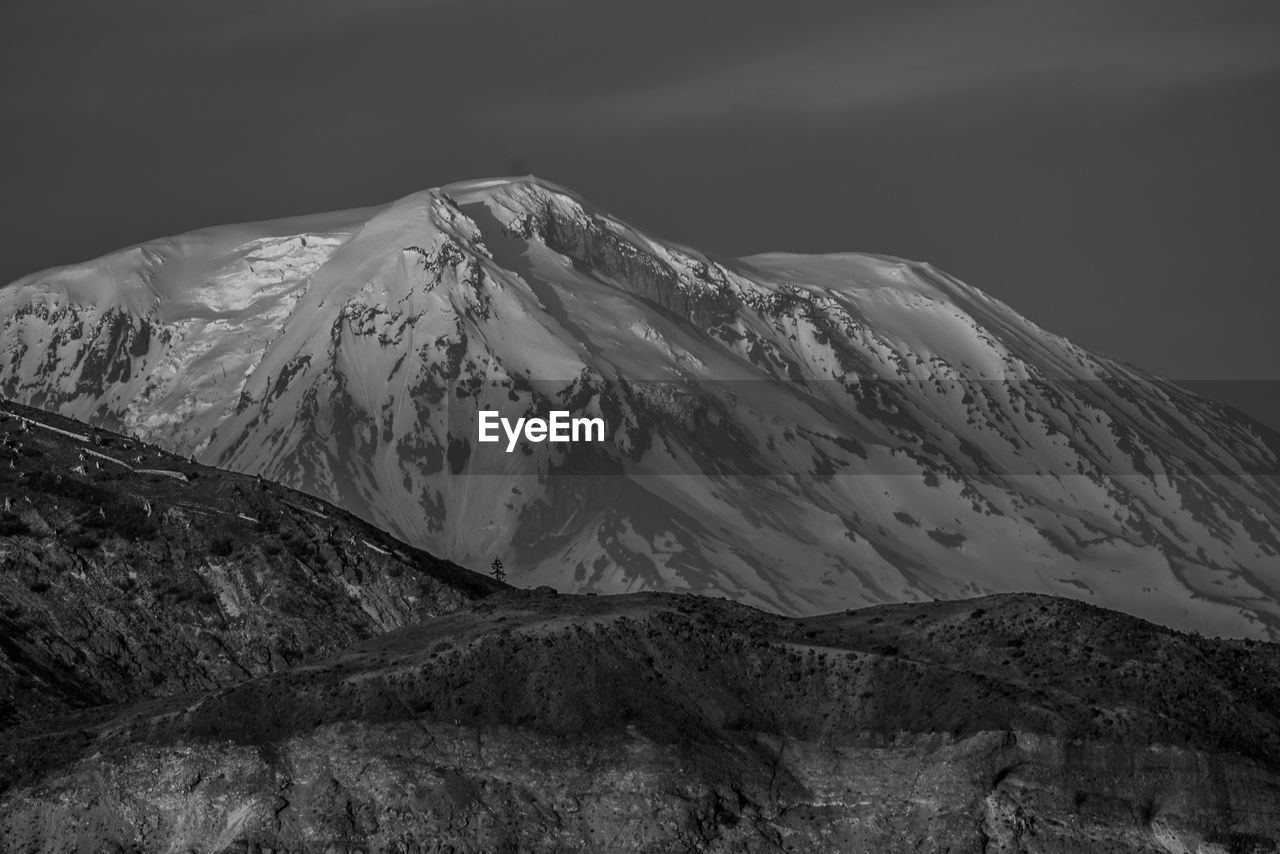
0 399 502 728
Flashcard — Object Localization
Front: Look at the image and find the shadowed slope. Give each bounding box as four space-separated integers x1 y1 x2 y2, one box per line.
0 400 503 728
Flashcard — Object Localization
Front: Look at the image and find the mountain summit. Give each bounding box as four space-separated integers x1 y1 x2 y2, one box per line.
2 177 1278 637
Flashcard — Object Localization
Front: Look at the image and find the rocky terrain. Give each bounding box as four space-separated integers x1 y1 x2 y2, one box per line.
3 586 1279 852
0 399 502 729
2 177 1278 638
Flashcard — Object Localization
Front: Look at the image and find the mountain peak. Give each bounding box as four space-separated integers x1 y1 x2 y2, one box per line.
2 182 1278 638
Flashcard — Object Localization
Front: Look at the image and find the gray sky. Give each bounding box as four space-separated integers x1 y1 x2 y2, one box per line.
3 0 1279 422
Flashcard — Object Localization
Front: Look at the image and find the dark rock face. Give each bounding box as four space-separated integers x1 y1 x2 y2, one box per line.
499 182 738 328
0 401 502 727
4 591 1279 852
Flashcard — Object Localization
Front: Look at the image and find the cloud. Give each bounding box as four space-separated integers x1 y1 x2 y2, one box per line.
483 1 1280 128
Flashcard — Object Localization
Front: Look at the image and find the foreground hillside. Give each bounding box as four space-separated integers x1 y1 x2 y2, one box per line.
3 591 1278 852
3 177 1279 638
0 399 502 728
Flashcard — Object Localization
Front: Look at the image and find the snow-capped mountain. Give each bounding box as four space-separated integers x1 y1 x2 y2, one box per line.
2 177 1279 638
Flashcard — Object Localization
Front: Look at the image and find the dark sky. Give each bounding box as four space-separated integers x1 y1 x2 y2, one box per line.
3 1 1279 422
